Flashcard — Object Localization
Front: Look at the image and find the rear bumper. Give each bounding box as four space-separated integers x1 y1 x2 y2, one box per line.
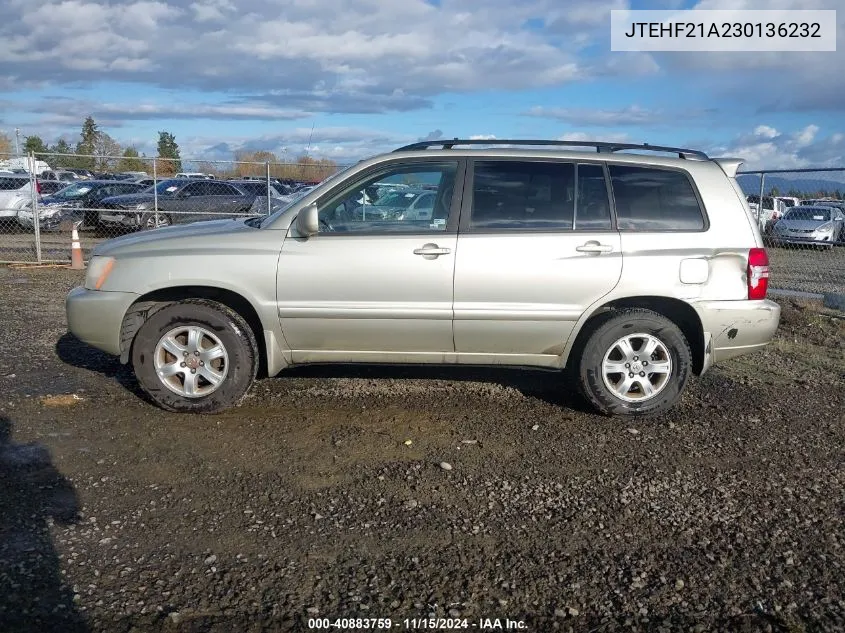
694 299 781 370
66 286 140 356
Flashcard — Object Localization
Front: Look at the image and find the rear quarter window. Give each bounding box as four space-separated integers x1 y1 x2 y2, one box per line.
609 165 706 231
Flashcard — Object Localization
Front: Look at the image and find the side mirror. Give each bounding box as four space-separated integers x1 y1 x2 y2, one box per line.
295 202 320 236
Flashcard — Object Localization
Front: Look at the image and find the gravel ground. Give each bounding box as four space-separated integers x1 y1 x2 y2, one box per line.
0 266 843 633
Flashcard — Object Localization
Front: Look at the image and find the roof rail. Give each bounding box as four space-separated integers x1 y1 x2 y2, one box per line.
394 138 709 160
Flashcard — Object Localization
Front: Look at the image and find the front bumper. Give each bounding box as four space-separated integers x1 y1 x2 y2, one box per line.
16 207 67 231
99 211 141 227
770 234 834 246
66 286 140 356
694 299 781 371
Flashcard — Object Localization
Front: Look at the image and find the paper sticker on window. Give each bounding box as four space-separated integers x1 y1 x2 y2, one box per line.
431 218 446 228
166 186 178 192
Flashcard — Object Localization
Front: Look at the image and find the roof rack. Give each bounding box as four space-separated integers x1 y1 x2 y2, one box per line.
394 138 709 160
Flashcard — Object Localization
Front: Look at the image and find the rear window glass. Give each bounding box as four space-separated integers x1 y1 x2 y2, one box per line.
610 165 705 231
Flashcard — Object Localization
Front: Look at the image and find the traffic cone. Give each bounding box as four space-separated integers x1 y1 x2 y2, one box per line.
70 225 84 270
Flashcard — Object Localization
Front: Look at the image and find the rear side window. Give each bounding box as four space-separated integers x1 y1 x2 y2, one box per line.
609 165 705 231
471 161 575 230
0 177 30 191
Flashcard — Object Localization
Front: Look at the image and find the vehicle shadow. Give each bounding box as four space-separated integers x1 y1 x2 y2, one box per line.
0 414 89 632
55 333 146 400
279 363 594 413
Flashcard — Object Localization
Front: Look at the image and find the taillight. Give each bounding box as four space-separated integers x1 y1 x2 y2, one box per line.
747 248 769 300
35 180 42 194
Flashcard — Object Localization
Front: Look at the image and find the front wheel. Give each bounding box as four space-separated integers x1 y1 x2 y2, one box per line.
131 300 258 413
576 309 691 417
139 212 172 230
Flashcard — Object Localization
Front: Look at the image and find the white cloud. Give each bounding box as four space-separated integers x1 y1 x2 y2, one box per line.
0 0 618 110
706 125 844 170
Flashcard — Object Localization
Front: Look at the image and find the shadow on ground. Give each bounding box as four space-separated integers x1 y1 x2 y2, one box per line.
0 414 89 632
55 331 591 413
55 333 144 399
279 363 592 412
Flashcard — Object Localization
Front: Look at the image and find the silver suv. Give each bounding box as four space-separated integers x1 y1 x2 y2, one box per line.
65 140 781 416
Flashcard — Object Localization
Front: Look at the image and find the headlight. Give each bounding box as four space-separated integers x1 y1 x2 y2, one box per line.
817 222 832 233
39 207 62 218
135 203 149 210
84 256 116 290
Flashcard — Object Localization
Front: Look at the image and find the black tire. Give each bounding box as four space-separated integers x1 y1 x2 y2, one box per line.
576 308 691 417
131 299 258 413
139 212 172 230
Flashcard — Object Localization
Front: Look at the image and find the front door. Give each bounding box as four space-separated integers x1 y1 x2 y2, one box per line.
453 159 622 359
277 160 464 359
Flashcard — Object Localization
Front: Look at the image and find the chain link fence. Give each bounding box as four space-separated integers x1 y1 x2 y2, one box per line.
736 168 845 295
2 153 844 295
0 152 346 265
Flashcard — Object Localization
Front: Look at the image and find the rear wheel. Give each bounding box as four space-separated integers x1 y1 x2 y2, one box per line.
131 300 258 413
576 309 691 417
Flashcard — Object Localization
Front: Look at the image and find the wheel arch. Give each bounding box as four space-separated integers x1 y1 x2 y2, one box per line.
564 295 706 376
119 286 270 377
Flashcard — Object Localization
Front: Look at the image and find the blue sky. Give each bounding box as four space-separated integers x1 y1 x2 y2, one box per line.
0 0 843 169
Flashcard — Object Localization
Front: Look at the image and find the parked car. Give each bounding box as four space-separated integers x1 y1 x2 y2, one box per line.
775 196 800 209
117 171 149 180
174 172 215 180
37 180 70 196
0 175 38 224
746 195 787 234
66 139 781 416
228 179 288 198
770 205 845 248
65 168 95 180
335 187 437 222
40 170 82 183
97 179 257 229
17 180 150 231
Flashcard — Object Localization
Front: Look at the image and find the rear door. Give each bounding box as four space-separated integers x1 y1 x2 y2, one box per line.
453 159 622 359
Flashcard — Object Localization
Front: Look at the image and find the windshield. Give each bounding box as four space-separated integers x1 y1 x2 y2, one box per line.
52 182 94 199
783 208 831 222
153 179 186 195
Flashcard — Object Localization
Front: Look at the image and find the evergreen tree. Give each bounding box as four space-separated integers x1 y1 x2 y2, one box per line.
117 147 147 173
24 135 48 156
74 116 99 170
156 131 182 174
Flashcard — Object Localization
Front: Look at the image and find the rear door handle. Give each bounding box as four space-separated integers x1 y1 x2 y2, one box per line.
413 243 451 258
576 241 613 254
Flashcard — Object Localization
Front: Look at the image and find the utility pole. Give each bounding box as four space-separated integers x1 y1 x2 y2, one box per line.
14 128 21 156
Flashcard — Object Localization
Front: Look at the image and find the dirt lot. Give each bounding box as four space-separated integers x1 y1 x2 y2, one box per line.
0 266 843 633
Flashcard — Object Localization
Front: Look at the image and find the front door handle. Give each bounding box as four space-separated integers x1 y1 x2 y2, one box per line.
575 241 613 254
413 243 451 259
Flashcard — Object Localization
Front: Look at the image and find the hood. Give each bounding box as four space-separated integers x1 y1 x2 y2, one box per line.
776 219 828 231
40 195 81 207
93 218 258 257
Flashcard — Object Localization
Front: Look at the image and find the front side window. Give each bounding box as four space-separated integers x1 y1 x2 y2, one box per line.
317 162 458 234
610 165 706 231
